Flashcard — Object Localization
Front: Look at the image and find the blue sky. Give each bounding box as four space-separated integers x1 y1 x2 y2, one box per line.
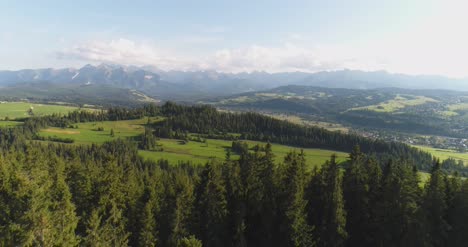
1 0 467 77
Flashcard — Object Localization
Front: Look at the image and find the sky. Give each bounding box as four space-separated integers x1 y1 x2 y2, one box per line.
0 0 467 77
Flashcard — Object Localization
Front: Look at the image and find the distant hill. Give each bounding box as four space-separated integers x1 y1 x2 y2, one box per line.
1 64 468 100
0 82 158 107
203 85 468 138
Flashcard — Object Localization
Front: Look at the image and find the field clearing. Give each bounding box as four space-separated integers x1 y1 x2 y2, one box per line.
438 110 459 117
0 102 93 119
39 118 159 144
39 118 347 166
447 102 468 112
413 145 468 163
0 120 23 127
267 114 349 133
140 138 347 167
350 95 437 112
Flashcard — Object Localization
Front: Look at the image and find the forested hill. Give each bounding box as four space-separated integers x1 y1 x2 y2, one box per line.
155 102 439 172
205 85 468 138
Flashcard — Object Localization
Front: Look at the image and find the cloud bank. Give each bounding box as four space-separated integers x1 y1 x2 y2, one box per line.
57 9 468 79
56 38 373 73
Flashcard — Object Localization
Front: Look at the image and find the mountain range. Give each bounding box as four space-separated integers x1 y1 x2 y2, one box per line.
1 64 468 101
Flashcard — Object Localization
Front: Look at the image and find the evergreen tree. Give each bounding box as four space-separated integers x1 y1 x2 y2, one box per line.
240 145 277 246
48 158 80 246
195 162 228 247
421 162 450 246
138 202 157 247
84 204 129 247
373 160 421 246
161 170 195 246
177 235 202 247
343 146 372 247
278 151 314 247
448 180 468 246
222 158 247 247
309 154 347 247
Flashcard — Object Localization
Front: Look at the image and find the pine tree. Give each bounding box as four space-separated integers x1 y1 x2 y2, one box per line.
177 235 202 247
195 162 228 247
278 151 314 247
421 161 450 246
84 204 129 247
309 154 347 247
0 157 34 246
48 158 79 246
239 145 277 246
165 171 195 246
343 146 371 247
222 158 247 247
138 202 157 247
84 209 105 246
448 180 468 246
373 160 422 246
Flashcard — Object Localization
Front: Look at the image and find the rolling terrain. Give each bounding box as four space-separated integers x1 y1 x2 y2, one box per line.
205 85 468 140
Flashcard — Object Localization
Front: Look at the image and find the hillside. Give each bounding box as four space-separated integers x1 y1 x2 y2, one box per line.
205 85 468 140
0 82 158 107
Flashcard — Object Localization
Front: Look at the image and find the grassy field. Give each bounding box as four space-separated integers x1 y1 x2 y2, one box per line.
447 102 468 112
140 138 347 167
351 95 437 112
267 114 349 133
0 120 23 127
39 118 160 144
39 118 347 167
414 145 468 163
0 102 88 119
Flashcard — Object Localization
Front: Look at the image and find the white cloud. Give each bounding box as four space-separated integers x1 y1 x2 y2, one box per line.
57 38 196 70
57 39 357 73
57 9 468 80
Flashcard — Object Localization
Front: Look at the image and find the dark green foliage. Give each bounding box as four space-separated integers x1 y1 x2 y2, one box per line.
307 154 347 247
448 180 468 246
278 151 314 247
177 235 202 247
139 127 158 150
194 162 228 247
372 160 422 246
421 162 450 246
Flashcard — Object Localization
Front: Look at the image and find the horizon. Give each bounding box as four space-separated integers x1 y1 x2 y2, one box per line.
1 0 467 77
1 62 466 80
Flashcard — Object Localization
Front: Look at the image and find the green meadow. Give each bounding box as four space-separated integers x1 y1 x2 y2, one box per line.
140 138 347 167
413 145 468 163
0 120 23 127
351 95 437 112
39 118 159 144
0 102 87 119
38 118 347 166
